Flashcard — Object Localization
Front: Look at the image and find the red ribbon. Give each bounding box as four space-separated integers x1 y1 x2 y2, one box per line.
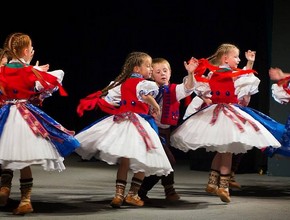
17 103 50 138
277 76 290 95
210 103 260 132
76 91 120 117
193 58 257 82
113 111 155 151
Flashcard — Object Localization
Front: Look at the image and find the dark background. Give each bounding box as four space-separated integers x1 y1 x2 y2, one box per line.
1 0 285 172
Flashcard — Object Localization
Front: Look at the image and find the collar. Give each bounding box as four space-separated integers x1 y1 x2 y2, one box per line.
130 73 144 79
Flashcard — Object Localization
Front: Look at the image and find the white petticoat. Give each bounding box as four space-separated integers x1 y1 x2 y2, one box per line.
170 104 281 154
0 105 65 171
75 114 173 177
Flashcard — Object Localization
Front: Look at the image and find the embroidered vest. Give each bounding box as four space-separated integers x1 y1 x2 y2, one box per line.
160 83 180 125
119 78 150 114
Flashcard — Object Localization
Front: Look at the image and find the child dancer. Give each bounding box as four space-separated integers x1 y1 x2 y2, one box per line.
138 57 198 202
75 51 173 208
170 43 281 203
183 49 257 190
263 67 290 157
0 32 80 215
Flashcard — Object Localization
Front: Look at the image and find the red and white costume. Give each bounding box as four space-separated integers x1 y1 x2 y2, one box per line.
271 76 290 104
0 59 79 171
170 62 281 154
75 74 173 177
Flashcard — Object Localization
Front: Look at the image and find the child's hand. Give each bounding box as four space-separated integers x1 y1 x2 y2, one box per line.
269 67 284 81
245 50 256 62
151 106 160 119
239 95 251 106
203 97 212 106
184 57 199 74
35 61 50 72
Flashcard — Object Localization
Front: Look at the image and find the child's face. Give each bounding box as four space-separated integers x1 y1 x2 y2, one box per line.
138 57 153 79
151 62 171 86
224 48 240 69
0 56 8 66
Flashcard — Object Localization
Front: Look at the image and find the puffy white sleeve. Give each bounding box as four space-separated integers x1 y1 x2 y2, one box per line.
34 70 65 96
104 83 121 106
193 81 212 99
136 80 159 102
47 70 64 83
234 73 260 100
271 83 290 104
175 76 195 101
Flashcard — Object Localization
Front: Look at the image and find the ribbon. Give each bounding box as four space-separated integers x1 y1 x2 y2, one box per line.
277 76 290 95
113 111 155 151
16 103 50 138
210 103 260 132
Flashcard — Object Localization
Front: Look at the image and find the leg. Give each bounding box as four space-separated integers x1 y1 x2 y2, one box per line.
110 157 130 208
161 172 180 201
205 152 220 194
125 172 145 206
216 152 232 203
159 128 180 201
0 169 13 206
13 166 33 215
230 153 243 189
159 128 176 165
138 175 161 200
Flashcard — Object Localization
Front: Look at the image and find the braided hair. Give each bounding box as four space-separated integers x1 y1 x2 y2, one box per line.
100 51 151 96
0 32 32 65
207 43 239 66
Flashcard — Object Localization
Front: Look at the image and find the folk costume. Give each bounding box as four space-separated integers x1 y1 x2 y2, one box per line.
264 76 290 157
139 80 194 201
75 73 173 176
170 59 281 154
0 59 80 214
0 60 79 171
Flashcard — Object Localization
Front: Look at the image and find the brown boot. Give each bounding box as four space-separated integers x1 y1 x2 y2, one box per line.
124 177 144 206
229 171 241 190
110 180 126 208
13 178 34 215
164 184 180 201
205 170 220 194
0 170 13 206
216 175 231 203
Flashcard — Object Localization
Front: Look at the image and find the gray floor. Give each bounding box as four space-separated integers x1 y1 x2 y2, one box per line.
1 153 290 220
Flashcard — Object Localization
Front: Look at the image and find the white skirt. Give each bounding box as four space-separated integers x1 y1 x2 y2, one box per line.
170 104 281 154
0 105 65 171
75 114 173 177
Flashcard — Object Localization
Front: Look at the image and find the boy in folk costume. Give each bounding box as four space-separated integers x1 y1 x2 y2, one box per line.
138 57 198 201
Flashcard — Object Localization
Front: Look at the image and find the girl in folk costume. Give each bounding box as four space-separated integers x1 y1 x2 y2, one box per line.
75 52 173 208
0 33 80 215
263 67 290 157
170 43 281 203
138 57 198 202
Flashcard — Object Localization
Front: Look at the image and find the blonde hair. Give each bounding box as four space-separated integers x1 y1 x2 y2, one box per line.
207 43 239 66
152 57 171 71
101 51 151 96
0 32 31 64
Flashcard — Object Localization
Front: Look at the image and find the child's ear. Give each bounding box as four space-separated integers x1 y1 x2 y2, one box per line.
23 48 29 56
133 66 140 73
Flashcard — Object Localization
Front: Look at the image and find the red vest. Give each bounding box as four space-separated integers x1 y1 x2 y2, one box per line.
119 77 150 114
160 84 180 125
209 72 238 104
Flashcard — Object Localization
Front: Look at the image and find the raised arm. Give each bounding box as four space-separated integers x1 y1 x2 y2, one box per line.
269 67 290 81
183 57 199 90
245 50 256 70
